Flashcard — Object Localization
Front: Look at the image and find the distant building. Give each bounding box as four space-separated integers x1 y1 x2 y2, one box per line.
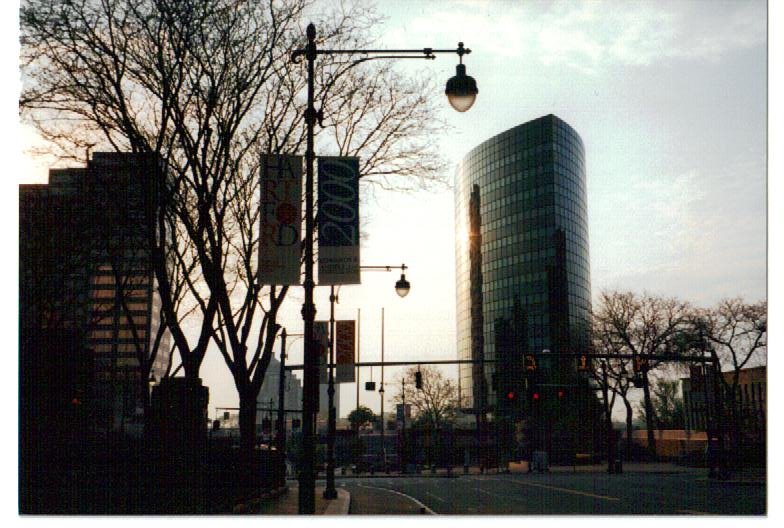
682 365 766 436
255 355 304 432
20 152 171 436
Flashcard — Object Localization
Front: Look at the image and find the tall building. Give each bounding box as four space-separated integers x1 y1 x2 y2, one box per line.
20 152 171 436
455 115 592 410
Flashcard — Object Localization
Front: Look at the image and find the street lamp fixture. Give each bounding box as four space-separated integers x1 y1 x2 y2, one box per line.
292 23 476 513
445 43 478 112
394 265 411 298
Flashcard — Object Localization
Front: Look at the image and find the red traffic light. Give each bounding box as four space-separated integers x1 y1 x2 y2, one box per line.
557 390 564 399
506 391 516 401
532 392 540 401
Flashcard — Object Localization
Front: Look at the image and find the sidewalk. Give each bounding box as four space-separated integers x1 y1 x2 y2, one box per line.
233 485 350 515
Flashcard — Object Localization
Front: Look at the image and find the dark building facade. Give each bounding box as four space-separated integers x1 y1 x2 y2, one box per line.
20 152 171 438
455 115 592 410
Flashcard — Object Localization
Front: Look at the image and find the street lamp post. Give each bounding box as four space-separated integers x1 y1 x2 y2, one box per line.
277 329 287 458
292 23 476 513
324 264 411 498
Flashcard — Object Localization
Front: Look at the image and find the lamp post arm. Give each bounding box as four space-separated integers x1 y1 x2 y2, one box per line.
292 46 470 63
359 264 407 272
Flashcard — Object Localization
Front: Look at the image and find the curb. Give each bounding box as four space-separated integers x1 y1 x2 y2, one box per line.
232 485 289 514
324 488 350 515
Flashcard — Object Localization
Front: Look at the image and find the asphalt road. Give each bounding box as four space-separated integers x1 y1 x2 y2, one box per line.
340 472 765 515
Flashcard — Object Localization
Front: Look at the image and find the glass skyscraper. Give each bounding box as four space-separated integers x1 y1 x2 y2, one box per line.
455 114 591 409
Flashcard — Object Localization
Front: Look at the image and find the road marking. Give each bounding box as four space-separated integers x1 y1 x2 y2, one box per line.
356 482 437 514
424 491 446 503
676 509 709 515
490 477 620 502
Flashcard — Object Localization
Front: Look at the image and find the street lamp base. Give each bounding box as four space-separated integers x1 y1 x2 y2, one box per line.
322 488 338 500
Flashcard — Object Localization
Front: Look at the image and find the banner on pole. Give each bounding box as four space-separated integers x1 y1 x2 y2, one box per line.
317 157 360 284
335 320 355 383
315 321 329 384
259 154 302 285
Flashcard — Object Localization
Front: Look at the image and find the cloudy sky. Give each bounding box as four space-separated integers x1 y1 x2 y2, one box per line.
308 0 769 418
6 1 774 422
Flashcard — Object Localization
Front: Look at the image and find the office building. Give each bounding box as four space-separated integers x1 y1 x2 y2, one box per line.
455 115 592 409
20 152 171 436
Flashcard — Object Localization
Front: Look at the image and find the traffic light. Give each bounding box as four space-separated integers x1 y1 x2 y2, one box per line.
531 391 541 402
415 370 423 390
557 389 565 400
365 381 376 391
505 390 517 402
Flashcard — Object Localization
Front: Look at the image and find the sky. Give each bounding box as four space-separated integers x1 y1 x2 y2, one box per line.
4 1 776 426
308 0 770 420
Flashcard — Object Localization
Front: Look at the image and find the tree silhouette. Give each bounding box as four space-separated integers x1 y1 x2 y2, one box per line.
21 0 449 458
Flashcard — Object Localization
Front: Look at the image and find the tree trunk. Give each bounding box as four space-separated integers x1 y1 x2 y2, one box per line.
624 398 634 461
641 370 657 459
239 390 258 459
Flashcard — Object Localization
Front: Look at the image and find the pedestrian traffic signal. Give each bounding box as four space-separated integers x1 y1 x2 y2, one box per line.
633 354 648 373
524 354 537 372
415 370 423 390
577 355 590 372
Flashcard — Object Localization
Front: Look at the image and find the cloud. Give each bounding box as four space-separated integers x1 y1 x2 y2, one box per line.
382 1 766 75
535 0 765 70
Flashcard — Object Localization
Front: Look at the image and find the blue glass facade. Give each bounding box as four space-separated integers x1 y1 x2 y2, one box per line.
455 115 591 408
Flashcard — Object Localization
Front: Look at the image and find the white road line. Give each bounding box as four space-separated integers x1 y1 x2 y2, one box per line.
356 482 437 514
489 477 620 502
676 509 709 515
424 491 447 503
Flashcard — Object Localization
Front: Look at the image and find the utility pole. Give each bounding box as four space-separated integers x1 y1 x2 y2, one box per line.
380 307 386 472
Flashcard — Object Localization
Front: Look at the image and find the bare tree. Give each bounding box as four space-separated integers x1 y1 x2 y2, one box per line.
591 315 635 459
21 0 450 459
592 291 691 458
394 366 459 430
696 298 766 454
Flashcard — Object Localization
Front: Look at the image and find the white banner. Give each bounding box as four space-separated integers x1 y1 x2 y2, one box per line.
259 154 302 285
317 157 360 285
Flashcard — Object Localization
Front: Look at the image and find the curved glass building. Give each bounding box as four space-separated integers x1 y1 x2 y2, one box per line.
455 114 591 409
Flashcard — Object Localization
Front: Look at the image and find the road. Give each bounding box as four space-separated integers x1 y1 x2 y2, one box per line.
340 471 765 515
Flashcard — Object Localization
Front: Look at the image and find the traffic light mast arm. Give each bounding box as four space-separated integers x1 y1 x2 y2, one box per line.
284 352 713 370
